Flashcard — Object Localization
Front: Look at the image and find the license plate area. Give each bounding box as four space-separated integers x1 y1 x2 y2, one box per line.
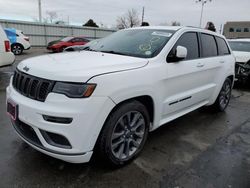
7 101 18 121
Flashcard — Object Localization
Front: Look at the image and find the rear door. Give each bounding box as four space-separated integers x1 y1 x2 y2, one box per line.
198 33 228 100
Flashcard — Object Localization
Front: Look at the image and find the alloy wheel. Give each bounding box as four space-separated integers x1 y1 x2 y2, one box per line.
219 80 231 110
111 111 146 160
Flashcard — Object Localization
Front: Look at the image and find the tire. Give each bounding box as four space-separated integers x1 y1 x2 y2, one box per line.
11 43 23 55
96 100 150 167
59 46 66 52
211 78 232 112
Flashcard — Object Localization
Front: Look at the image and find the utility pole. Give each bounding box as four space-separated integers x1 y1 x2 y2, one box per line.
38 0 42 22
196 0 212 28
141 6 145 25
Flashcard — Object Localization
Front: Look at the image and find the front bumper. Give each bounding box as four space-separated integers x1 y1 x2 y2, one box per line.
6 82 116 163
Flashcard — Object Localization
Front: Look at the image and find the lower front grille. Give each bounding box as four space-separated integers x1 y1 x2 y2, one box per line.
12 70 54 102
12 119 43 147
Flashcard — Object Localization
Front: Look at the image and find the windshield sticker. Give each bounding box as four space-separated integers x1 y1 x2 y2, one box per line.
139 44 151 51
145 51 152 56
150 36 161 44
152 31 172 37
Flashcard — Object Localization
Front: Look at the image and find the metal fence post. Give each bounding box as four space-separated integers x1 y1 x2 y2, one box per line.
44 24 47 46
94 29 97 39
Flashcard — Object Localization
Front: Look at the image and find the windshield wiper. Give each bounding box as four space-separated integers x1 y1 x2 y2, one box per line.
99 50 128 56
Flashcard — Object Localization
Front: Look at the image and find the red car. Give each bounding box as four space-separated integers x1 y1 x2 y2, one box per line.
47 36 90 52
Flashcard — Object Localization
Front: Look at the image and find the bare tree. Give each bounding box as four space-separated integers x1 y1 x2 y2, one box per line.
116 9 140 29
46 11 58 23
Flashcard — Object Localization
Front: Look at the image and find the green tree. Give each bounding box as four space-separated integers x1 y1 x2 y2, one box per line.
83 19 99 28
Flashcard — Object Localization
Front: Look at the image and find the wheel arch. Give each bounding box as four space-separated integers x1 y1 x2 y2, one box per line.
11 42 24 49
109 95 155 124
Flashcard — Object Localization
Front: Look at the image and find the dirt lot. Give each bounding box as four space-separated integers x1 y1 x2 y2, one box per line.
0 48 250 188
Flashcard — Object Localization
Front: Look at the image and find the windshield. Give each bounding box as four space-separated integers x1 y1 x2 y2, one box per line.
61 37 73 42
91 29 175 58
228 41 250 52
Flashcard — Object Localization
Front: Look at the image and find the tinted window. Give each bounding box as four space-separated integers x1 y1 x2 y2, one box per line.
168 32 199 61
201 34 217 57
229 28 234 32
236 28 241 32
244 28 249 32
215 37 230 55
71 38 84 42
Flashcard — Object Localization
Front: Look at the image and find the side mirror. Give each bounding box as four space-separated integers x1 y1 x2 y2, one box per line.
176 46 187 60
167 45 187 63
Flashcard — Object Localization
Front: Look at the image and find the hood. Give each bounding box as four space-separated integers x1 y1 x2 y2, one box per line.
17 51 148 82
232 51 250 63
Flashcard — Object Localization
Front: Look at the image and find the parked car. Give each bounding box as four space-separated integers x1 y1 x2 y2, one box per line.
0 25 15 67
63 39 100 52
47 36 90 52
4 28 31 55
7 26 235 167
228 39 250 84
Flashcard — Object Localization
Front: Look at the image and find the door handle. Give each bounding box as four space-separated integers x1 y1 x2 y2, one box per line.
220 60 225 64
196 63 204 68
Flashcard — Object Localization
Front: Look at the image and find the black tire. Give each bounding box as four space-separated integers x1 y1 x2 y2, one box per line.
96 100 150 167
11 43 23 55
59 46 66 52
211 78 232 112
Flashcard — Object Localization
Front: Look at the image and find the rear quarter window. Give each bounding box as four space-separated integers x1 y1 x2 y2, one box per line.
215 37 230 56
201 33 218 58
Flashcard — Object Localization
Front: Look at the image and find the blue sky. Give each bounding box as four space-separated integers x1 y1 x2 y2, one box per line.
0 0 249 29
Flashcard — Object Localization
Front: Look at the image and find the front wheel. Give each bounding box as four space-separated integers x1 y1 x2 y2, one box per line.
96 100 150 167
211 78 232 112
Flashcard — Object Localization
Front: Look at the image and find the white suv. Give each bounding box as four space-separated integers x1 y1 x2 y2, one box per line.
4 28 31 55
0 25 15 67
6 26 235 166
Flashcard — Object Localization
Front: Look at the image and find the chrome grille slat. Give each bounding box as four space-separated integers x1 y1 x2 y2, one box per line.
12 70 54 102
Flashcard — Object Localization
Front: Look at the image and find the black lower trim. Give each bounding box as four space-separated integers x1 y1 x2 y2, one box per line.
169 96 192 106
12 119 86 156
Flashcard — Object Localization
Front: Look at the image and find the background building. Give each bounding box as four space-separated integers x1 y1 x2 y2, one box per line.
223 21 250 39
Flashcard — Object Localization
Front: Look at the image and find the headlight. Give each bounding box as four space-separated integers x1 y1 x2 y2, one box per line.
52 82 96 98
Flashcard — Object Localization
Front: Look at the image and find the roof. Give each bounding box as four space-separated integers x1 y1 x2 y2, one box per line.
125 26 225 38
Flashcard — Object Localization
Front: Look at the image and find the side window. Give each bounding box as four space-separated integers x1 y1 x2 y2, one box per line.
244 28 249 32
201 33 217 57
71 38 82 42
215 37 230 56
83 38 90 42
167 32 199 62
236 28 241 32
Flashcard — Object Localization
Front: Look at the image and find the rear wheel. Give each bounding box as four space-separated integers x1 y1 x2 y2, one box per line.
211 78 232 112
96 100 150 167
11 43 23 55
